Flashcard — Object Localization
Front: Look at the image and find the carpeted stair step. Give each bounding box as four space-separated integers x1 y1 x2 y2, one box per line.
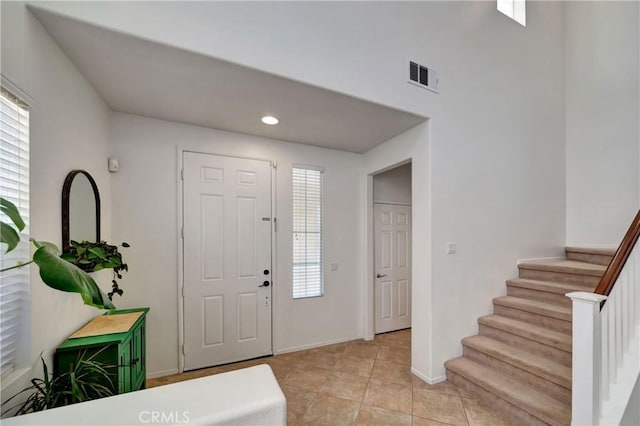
506 278 590 307
478 314 572 366
462 335 571 402
493 296 572 334
565 246 616 266
445 357 571 426
518 260 605 287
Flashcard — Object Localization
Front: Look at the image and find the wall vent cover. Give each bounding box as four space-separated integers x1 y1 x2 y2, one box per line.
408 60 438 93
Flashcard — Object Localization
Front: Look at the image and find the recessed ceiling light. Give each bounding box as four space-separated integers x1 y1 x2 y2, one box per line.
261 116 279 125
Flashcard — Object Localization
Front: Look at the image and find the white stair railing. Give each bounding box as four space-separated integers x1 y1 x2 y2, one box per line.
568 212 640 426
567 290 608 425
598 245 640 425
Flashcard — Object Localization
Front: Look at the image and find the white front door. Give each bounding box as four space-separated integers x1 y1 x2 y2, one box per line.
183 152 273 371
374 203 412 334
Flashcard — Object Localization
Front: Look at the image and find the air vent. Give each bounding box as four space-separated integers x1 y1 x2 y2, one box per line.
410 62 419 83
408 60 438 93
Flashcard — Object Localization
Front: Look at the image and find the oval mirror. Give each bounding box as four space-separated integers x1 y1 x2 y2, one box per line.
62 170 100 253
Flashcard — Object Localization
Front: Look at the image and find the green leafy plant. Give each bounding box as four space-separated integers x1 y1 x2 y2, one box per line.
1 351 115 416
61 240 130 300
1 197 26 253
0 197 115 310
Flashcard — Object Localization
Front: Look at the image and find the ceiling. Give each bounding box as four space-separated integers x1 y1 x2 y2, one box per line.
29 6 426 154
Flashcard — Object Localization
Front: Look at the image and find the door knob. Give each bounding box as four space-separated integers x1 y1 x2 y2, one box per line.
376 273 387 278
259 281 270 287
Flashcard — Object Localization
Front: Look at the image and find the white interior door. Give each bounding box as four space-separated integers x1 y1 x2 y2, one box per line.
183 152 272 371
374 203 412 334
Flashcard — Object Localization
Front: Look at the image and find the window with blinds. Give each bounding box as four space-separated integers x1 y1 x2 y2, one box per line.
0 86 30 378
292 166 324 299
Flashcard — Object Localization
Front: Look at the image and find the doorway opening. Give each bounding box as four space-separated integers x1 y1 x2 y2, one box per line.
372 162 412 336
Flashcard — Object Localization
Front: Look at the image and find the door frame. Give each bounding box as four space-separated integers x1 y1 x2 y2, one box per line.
364 159 413 340
176 147 277 373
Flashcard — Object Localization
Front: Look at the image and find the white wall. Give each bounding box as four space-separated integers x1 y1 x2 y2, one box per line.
565 1 640 246
1 1 112 403
33 1 568 381
110 113 363 377
373 163 412 205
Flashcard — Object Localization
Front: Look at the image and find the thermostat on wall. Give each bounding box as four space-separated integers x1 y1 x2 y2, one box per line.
108 157 120 173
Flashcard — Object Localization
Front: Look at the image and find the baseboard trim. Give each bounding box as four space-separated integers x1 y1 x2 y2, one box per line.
146 368 179 379
411 367 446 385
517 256 564 265
275 336 359 355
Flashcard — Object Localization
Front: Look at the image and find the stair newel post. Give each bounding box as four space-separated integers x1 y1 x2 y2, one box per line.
566 291 608 426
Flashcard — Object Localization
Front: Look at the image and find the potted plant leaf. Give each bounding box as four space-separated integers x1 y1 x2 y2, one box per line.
1 350 115 416
0 197 114 310
61 240 130 300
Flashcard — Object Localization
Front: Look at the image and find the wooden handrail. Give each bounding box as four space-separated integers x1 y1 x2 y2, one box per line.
594 209 640 299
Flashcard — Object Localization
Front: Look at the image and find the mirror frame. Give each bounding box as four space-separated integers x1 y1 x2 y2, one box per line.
61 169 101 253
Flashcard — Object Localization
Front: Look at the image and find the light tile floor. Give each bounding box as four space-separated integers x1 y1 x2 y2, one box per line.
147 329 513 425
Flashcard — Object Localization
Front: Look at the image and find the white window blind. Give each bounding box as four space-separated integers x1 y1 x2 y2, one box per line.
292 166 323 299
0 86 30 378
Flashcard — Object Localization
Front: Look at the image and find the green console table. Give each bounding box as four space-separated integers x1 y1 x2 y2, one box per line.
55 308 149 394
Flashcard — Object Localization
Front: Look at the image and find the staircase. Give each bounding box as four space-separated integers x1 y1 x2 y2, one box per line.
445 247 615 426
